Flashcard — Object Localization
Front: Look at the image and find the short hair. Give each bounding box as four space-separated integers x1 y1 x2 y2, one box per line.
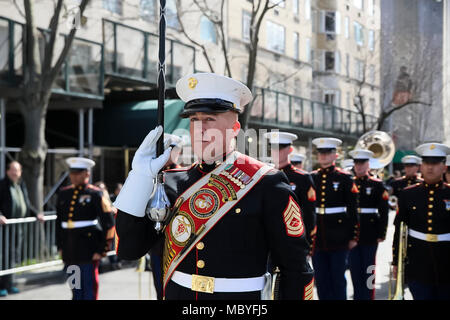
6 161 22 171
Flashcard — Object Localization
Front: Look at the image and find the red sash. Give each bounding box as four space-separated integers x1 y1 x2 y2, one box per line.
161 152 272 293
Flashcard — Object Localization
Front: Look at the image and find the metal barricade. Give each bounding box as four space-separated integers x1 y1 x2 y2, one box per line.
0 213 60 276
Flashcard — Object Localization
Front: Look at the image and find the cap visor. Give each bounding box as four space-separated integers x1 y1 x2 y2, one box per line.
179 106 239 118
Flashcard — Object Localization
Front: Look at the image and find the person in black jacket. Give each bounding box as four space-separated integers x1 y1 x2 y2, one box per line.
113 73 314 300
347 149 389 300
0 161 44 297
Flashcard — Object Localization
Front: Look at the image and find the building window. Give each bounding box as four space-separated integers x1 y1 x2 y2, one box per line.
321 11 340 40
242 11 251 42
368 29 374 51
166 0 180 29
266 21 285 54
368 0 374 16
305 0 311 20
103 0 122 15
355 58 365 81
324 90 340 106
293 0 299 17
325 52 335 71
354 21 364 46
353 0 364 10
293 32 299 60
140 0 156 22
200 16 217 44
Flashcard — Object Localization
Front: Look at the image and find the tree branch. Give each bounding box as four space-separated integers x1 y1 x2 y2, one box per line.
46 0 90 89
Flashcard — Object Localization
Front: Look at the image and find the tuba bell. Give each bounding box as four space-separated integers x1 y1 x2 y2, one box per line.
355 131 396 177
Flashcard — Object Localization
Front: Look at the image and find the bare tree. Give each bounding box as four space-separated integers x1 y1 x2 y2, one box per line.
10 0 90 212
172 0 283 130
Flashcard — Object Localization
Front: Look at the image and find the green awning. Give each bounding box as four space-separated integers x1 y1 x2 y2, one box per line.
94 99 189 147
393 150 417 163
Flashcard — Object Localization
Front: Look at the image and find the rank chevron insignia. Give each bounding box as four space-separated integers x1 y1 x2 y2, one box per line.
283 196 304 237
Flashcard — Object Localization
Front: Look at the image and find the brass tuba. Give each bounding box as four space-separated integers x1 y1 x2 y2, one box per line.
389 221 408 300
355 130 395 177
355 130 396 167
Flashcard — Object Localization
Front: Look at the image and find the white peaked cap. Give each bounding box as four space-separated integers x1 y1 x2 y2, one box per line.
66 157 95 170
349 149 374 160
264 131 298 145
415 143 450 158
401 155 422 165
312 137 342 149
290 153 306 163
176 73 252 114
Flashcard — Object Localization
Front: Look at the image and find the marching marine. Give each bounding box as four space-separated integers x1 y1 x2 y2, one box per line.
389 155 423 199
290 153 306 170
113 73 314 300
265 131 317 245
56 157 115 300
393 143 450 300
347 149 389 300
310 137 359 300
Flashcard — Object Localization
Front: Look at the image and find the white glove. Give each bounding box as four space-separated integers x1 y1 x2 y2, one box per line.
113 126 172 217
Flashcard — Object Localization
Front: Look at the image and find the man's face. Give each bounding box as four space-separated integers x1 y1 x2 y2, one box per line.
6 162 22 183
317 150 337 168
69 170 90 186
270 145 292 168
189 111 240 163
404 164 419 177
420 161 446 184
354 160 370 177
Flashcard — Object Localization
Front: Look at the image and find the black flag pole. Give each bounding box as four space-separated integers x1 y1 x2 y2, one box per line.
157 0 166 157
145 0 171 233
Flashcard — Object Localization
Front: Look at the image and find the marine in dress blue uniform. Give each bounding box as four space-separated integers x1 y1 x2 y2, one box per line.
393 143 450 300
347 149 389 300
388 155 423 200
113 73 314 300
265 132 317 245
310 138 359 300
56 157 115 300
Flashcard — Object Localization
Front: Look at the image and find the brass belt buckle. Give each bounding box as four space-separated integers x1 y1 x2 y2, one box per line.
425 233 438 242
67 220 75 229
191 274 215 294
318 208 325 215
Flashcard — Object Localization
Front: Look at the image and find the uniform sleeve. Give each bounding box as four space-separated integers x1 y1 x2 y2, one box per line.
392 189 408 266
344 174 359 242
94 191 116 255
297 175 317 246
377 184 390 239
262 171 314 300
115 210 159 260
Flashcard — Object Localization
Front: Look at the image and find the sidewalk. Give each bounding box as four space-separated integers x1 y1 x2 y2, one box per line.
2 260 158 300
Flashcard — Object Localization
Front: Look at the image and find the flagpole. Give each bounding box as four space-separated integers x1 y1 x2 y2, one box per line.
157 0 166 156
